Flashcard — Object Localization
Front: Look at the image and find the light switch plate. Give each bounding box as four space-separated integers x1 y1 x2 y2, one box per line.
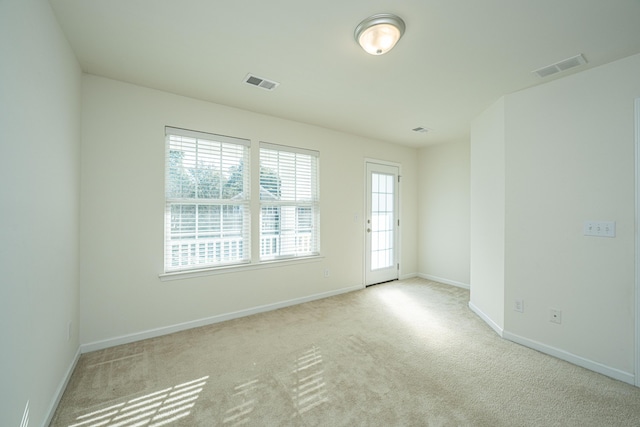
584 221 615 237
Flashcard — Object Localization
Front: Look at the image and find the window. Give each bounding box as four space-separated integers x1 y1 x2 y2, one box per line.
259 142 320 260
164 127 250 272
163 128 320 275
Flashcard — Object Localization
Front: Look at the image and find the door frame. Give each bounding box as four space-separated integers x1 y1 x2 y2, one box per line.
364 158 402 286
635 97 640 386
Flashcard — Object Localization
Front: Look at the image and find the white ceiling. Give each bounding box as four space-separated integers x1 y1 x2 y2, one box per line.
50 0 640 147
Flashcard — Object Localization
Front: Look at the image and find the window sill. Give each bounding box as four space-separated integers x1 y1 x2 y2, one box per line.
159 255 324 282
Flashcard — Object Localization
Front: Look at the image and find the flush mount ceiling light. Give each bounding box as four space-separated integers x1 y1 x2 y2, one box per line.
354 13 406 55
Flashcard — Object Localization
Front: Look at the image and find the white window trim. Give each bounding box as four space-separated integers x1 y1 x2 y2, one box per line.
159 254 324 281
260 141 319 157
259 141 320 261
166 126 251 148
160 128 322 280
164 127 251 273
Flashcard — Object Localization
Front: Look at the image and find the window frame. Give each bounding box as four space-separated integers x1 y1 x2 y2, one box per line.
259 142 320 261
163 126 251 273
160 128 322 279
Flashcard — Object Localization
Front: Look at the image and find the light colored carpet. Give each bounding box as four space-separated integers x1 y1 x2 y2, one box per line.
51 278 640 426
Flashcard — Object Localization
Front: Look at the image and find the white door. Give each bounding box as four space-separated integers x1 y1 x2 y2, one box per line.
365 162 399 286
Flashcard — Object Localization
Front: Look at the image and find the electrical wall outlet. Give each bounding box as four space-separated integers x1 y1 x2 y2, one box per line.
323 268 330 278
550 309 562 324
514 299 524 313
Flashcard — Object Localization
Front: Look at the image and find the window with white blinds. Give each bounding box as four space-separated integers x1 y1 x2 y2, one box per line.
259 142 320 260
164 127 250 272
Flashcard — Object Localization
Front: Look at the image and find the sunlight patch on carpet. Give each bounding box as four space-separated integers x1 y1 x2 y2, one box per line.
291 345 329 414
68 376 208 427
376 287 447 341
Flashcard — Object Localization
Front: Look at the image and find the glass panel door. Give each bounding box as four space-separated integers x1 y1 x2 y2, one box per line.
365 162 399 285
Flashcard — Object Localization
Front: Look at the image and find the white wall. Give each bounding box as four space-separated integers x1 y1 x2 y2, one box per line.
0 0 81 425
470 53 640 380
469 98 506 332
80 75 418 347
503 53 640 376
418 140 470 287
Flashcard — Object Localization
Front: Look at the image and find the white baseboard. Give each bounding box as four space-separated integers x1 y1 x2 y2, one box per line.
43 347 81 427
503 331 635 385
468 301 504 337
399 272 418 280
81 285 363 353
418 273 470 290
467 301 635 385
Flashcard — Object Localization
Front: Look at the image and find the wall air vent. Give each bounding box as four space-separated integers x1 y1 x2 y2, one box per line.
532 54 587 78
244 74 280 91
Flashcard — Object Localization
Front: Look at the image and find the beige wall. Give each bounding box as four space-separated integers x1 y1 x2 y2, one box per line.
0 0 81 425
469 97 506 332
80 75 418 347
471 53 640 380
503 53 640 376
418 140 470 287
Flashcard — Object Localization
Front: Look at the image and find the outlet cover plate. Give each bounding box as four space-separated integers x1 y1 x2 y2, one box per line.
550 308 562 324
514 299 524 313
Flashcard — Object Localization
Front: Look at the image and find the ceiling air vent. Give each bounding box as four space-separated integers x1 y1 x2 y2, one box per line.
244 74 280 91
532 54 587 78
412 126 431 133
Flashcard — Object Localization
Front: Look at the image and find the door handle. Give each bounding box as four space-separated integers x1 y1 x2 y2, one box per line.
367 228 371 233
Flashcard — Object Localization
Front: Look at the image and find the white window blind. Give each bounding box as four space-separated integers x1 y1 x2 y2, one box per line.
259 142 320 260
165 127 250 272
